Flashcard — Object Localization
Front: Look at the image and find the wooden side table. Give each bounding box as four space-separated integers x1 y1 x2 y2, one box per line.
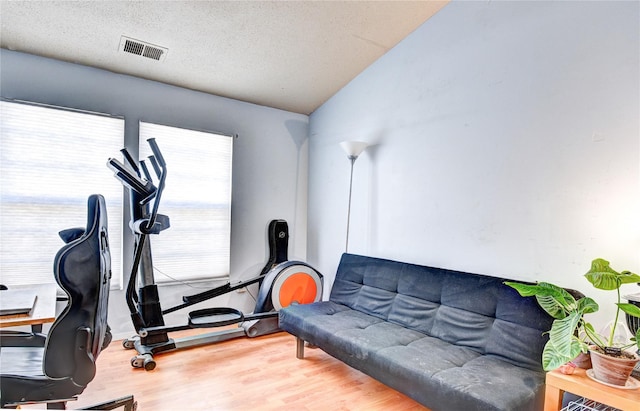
544 368 640 411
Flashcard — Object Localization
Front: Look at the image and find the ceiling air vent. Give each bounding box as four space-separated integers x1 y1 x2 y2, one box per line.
119 36 167 62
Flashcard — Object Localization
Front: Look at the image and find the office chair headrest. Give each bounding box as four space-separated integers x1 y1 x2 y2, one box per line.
58 228 85 244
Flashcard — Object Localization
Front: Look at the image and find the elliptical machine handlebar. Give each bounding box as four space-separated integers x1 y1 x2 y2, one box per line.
148 138 166 169
139 160 153 182
143 138 167 232
121 148 141 176
107 158 157 205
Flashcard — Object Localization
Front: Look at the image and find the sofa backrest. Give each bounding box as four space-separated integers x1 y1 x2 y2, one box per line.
329 253 555 372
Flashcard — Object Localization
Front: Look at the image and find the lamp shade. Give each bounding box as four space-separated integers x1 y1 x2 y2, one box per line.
340 141 369 158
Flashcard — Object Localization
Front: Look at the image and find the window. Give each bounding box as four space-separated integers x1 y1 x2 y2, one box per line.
0 100 124 287
138 122 233 283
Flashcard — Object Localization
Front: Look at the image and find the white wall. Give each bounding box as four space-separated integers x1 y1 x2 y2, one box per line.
308 1 640 330
0 49 309 338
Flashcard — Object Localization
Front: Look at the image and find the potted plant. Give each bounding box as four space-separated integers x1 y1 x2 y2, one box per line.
504 258 640 386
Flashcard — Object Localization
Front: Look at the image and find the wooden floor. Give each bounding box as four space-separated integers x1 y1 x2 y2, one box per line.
22 329 427 410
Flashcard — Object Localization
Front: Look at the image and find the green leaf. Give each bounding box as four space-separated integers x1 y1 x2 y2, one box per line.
503 282 542 297
548 312 582 357
577 297 599 314
542 338 584 371
504 281 577 319
619 271 640 285
584 258 640 290
617 303 640 319
536 295 567 319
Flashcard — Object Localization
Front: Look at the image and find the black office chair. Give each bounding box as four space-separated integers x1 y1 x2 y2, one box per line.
0 194 135 410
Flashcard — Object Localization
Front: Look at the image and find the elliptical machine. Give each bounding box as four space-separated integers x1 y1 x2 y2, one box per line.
108 138 323 371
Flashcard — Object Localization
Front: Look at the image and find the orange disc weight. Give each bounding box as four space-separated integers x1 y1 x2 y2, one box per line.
278 273 318 308
271 264 322 310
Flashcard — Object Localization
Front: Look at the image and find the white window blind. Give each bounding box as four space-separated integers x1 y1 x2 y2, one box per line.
0 100 124 288
139 122 232 283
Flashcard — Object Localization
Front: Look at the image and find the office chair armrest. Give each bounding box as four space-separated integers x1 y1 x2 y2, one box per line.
73 327 97 387
0 330 46 347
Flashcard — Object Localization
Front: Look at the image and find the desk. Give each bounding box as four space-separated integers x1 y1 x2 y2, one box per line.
0 284 57 328
545 368 640 411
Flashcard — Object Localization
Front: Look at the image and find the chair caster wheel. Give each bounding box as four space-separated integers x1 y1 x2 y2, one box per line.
143 357 156 371
130 354 154 370
122 339 135 349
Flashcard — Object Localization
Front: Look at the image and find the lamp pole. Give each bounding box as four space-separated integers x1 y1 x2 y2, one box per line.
339 140 369 254
345 155 356 253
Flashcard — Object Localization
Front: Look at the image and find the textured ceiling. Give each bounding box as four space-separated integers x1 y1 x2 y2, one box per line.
0 1 448 114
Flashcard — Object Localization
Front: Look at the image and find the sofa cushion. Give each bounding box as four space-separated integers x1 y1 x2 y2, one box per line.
424 355 545 411
372 341 544 411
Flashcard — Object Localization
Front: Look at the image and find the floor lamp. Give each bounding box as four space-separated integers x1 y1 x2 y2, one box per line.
340 141 369 253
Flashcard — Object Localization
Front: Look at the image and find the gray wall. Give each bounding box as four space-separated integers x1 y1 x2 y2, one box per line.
1 49 309 338
308 1 640 329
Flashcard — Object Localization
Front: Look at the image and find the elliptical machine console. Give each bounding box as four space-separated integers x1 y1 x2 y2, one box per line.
108 138 323 370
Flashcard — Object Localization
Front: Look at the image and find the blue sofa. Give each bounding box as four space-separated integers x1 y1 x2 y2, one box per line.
279 253 555 411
